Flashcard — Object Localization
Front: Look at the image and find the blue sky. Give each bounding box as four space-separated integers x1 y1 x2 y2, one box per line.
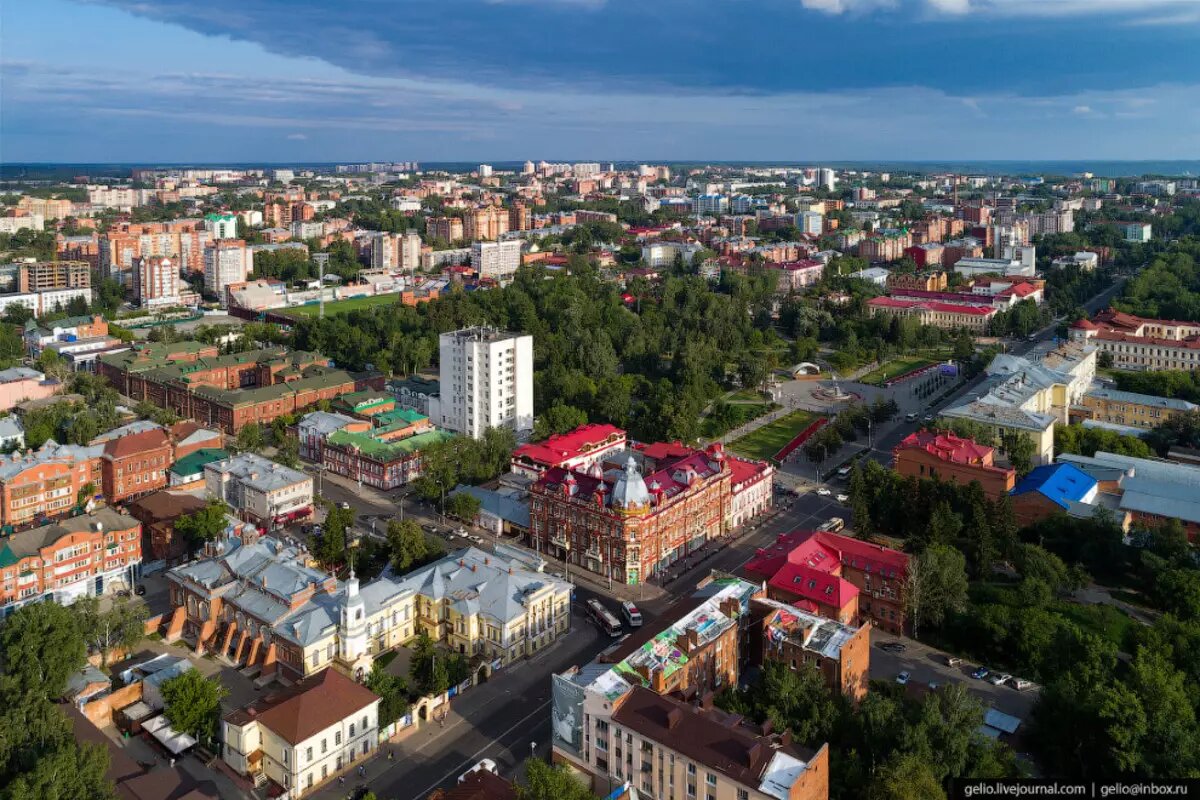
3 0 1199 162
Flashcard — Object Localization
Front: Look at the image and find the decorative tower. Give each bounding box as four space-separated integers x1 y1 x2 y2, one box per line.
338 564 371 680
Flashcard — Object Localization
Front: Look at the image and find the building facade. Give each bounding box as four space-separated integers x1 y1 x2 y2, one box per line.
133 256 182 307
470 240 522 280
435 327 534 439
1071 308 1200 372
893 430 1016 501
205 453 314 530
204 239 251 295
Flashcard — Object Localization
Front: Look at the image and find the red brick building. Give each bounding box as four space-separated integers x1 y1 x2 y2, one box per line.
744 530 910 635
100 428 174 504
893 430 1016 501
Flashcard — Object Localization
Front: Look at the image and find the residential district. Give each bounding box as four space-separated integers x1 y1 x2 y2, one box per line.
0 162 1198 800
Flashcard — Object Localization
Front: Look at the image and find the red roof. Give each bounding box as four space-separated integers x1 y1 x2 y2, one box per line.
103 428 172 460
868 296 994 316
513 424 625 467
895 429 997 466
769 561 857 608
995 282 1039 298
728 455 770 488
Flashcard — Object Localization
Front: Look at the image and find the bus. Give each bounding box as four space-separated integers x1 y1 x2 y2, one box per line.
621 601 643 628
587 599 623 637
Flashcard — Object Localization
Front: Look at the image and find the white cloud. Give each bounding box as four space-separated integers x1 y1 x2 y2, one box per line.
927 0 970 13
286 132 308 140
1073 105 1092 114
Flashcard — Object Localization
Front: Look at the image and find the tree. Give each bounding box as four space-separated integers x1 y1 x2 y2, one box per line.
868 752 947 800
274 434 300 468
175 498 229 556
409 631 448 696
951 330 975 363
1154 569 1200 622
516 759 595 800
235 423 264 454
532 404 588 441
926 502 963 548
365 663 409 729
446 492 482 525
73 596 146 667
315 503 353 568
386 519 429 573
0 601 85 699
161 669 227 743
906 544 969 638
848 464 872 538
2 735 115 800
999 430 1035 477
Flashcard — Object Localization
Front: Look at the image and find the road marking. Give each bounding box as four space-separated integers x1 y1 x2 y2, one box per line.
405 699 551 800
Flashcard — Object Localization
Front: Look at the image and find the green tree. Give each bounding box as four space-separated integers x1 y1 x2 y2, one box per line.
906 544 969 638
868 752 947 800
516 759 595 800
161 669 227 743
999 429 1035 477
408 631 449 696
274 434 300 468
73 596 146 667
926 502 963 548
235 423 264 453
532 404 589 441
386 519 429 573
364 663 409 729
175 498 229 556
848 464 872 538
315 503 353 568
446 492 482 525
0 601 85 698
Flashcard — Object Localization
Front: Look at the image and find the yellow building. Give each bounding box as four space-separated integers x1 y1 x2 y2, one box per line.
1077 388 1198 429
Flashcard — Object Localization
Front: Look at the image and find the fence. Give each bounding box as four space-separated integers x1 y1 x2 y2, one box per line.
775 417 829 462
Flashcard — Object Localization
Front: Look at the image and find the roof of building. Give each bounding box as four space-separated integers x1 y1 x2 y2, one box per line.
448 484 530 529
0 366 47 384
91 420 165 444
867 296 995 316
126 490 209 524
512 423 626 467
430 770 518 800
203 452 309 493
1084 386 1198 412
297 411 359 438
225 667 379 746
895 430 1001 468
1010 463 1098 509
170 448 230 478
0 508 140 568
324 427 451 461
611 687 820 800
102 427 172 460
941 400 1055 433
754 597 861 661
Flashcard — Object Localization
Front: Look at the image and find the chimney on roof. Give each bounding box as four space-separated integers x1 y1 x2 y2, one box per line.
745 741 764 768
665 707 683 730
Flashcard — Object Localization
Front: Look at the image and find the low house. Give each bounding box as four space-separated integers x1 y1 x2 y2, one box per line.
447 484 530 536
1009 463 1101 527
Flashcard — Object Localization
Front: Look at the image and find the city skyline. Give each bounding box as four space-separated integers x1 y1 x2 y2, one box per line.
3 0 1200 162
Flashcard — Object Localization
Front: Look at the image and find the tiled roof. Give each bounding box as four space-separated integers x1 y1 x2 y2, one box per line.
895 430 1007 471
228 667 379 746
103 428 172 460
512 423 625 466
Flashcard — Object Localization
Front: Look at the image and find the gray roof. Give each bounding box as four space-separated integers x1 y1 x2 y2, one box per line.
1 508 139 561
0 367 46 383
1085 387 1198 412
0 416 23 439
1119 476 1200 525
205 452 309 493
941 401 1054 433
611 455 651 509
449 484 530 529
91 420 164 444
297 411 358 438
0 439 104 481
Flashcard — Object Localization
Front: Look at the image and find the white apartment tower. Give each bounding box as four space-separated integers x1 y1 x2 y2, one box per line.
370 234 396 270
132 256 181 308
471 240 522 280
398 231 422 272
204 240 251 296
436 327 533 439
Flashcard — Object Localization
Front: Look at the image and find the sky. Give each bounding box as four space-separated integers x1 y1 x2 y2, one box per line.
2 0 1199 162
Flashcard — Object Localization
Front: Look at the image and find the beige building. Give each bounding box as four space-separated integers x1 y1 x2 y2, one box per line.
222 668 380 798
1071 309 1200 371
204 453 314 530
1076 387 1198 430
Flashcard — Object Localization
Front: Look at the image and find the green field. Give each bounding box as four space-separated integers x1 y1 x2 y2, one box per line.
858 356 935 386
700 402 776 440
727 409 817 461
282 294 405 318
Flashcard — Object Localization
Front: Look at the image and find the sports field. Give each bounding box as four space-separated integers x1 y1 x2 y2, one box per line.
282 294 404 318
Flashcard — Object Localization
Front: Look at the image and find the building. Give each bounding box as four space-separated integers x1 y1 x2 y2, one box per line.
744 530 910 635
953 256 1035 278
866 296 997 333
398 231 422 271
369 234 397 270
694 194 729 216
17 260 90 292
0 417 24 451
0 439 103 530
847 267 889 286
100 426 174 504
435 327 534 439
204 239 251 296
463 206 509 241
798 210 824 236
1070 309 1200 372
321 423 451 490
222 668 380 798
858 230 912 262
205 453 314 530
427 217 464 244
1057 450 1200 541
388 375 440 416
530 441 772 585
511 423 628 479
470 240 522 280
1009 463 1101 527
23 315 108 357
126 490 210 564
99 343 376 433
0 508 141 614
1120 222 1153 243
752 597 870 704
893 430 1016 500
1075 387 1198 430
133 256 182 307
204 214 239 240
887 271 948 292
1051 252 1099 271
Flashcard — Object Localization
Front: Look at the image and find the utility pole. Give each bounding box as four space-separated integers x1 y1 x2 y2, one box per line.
313 252 330 319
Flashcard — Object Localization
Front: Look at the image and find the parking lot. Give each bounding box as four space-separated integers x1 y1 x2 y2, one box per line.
868 630 1040 721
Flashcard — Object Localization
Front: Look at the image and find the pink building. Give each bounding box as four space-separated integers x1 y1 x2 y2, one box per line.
0 367 60 411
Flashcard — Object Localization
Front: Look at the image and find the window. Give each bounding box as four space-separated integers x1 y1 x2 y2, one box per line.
306 747 312 762
283 750 289 765
738 790 749 800
361 715 368 731
335 731 342 745
350 723 356 737
687 764 696 776
321 739 327 754
706 773 716 787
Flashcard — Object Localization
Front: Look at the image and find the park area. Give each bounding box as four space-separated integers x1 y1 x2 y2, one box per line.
727 409 817 461
857 355 936 386
282 294 404 318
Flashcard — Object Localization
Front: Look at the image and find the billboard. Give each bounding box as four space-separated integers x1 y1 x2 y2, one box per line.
939 362 959 377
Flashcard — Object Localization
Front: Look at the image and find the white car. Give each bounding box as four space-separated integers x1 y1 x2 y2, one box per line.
836 494 849 503
988 673 1012 686
816 488 832 496
459 759 498 783
895 671 911 686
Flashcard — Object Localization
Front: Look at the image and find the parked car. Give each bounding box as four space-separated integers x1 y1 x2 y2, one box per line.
339 502 351 510
880 642 907 653
134 585 147 597
905 412 918 423
1009 677 1032 691
945 656 963 667
816 488 832 496
928 680 941 690
922 414 934 423
836 494 849 503
459 759 498 784
989 672 1012 686
836 465 853 479
972 666 990 680
895 671 911 686
818 517 845 533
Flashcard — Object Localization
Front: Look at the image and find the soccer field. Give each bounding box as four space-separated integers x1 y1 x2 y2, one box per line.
282 294 404 318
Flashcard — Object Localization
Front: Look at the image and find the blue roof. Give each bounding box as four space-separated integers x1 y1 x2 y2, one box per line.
1010 463 1097 509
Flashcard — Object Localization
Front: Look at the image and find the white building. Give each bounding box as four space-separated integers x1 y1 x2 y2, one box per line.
398 231 422 272
1051 252 1099 271
693 194 729 217
819 167 837 191
204 241 251 296
478 164 494 178
204 453 314 530
389 197 422 213
204 214 239 240
133 256 181 308
848 266 890 286
798 210 824 236
370 234 396 270
953 256 1036 278
436 327 534 439
470 240 522 280
222 668 380 798
1121 222 1153 243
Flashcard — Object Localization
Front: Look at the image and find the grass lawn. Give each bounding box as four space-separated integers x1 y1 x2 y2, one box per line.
1053 601 1139 651
727 409 817 461
858 356 935 386
727 389 770 404
700 402 775 440
282 294 405 318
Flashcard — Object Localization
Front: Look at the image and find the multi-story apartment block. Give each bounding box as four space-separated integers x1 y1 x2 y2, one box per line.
204 453 314 529
101 221 211 278
435 327 533 439
97 426 174 504
470 240 522 281
462 206 509 241
508 202 532 232
530 441 773 586
17 260 90 293
745 530 910 635
893 430 1016 501
858 230 913 262
511 424 627 479
427 217 464 244
0 440 104 530
397 230 422 271
204 239 251 296
1069 308 1200 372
752 597 870 704
0 508 142 614
369 234 397 270
222 669 380 799
133 255 181 307
1075 387 1198 430
17 196 74 220
56 235 101 270
204 213 239 240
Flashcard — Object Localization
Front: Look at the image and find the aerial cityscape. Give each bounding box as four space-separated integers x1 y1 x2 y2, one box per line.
2 2 1200 800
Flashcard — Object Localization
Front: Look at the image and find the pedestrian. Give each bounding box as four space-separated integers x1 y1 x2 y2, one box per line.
339 776 345 787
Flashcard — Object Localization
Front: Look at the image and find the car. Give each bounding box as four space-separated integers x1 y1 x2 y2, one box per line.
928 680 941 690
836 494 849 503
459 759 498 784
879 642 906 653
922 414 935 423
1009 677 1032 691
134 584 147 597
905 412 918 423
945 656 963 667
836 465 853 479
971 667 990 680
339 502 351 510
818 517 845 533
895 671 911 685
989 673 1012 686
816 487 832 496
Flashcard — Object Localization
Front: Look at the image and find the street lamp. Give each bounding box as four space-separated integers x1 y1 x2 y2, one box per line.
530 741 536 760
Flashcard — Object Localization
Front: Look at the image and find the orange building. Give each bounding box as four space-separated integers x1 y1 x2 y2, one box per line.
752 597 871 704
0 508 142 612
892 430 1016 501
462 206 509 241
99 428 174 504
427 216 464 243
0 441 104 530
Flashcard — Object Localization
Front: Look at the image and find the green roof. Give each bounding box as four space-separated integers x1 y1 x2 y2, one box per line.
170 448 230 477
325 428 451 461
373 408 428 428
